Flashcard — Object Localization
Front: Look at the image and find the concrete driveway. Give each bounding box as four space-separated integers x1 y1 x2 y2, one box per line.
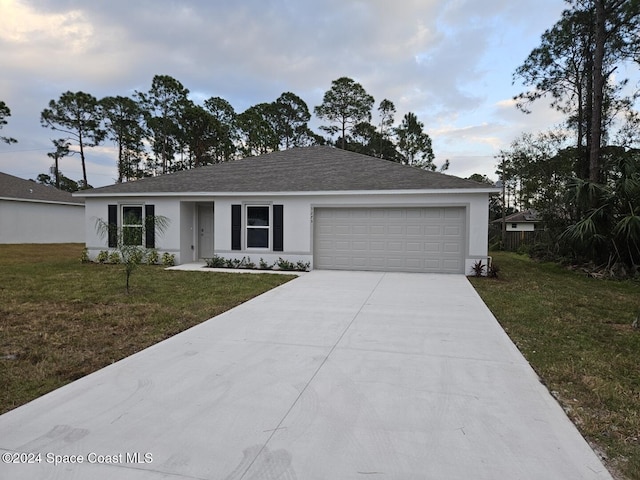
0 271 612 479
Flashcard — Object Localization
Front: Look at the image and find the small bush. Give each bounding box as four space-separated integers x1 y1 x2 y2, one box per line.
487 262 500 278
296 261 311 272
80 247 89 263
205 255 227 268
96 250 109 264
147 249 159 265
276 258 296 271
108 251 121 264
471 260 485 277
242 257 256 269
259 258 273 270
161 252 175 267
225 258 242 269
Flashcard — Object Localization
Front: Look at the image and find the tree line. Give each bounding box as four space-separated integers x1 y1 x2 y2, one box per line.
1 76 444 191
499 0 640 274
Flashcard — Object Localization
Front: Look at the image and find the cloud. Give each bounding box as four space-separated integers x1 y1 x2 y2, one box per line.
0 0 579 187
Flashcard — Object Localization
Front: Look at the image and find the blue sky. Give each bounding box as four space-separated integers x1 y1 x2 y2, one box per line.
0 0 569 187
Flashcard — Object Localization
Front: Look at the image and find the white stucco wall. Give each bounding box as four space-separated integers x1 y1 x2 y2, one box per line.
506 222 535 232
0 199 84 244
82 190 492 272
211 191 491 272
84 197 183 262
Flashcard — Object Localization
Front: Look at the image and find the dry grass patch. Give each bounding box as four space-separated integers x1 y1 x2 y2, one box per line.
0 244 295 414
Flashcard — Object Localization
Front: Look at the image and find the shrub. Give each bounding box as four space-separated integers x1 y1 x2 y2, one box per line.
259 258 273 270
161 252 175 267
108 251 121 264
146 249 159 265
80 248 90 263
487 262 500 278
225 258 242 269
276 258 296 271
471 260 485 277
296 261 311 272
205 255 227 268
96 250 109 264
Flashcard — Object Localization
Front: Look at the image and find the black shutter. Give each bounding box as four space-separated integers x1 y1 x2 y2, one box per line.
145 205 155 248
231 204 241 250
273 204 284 252
108 204 118 248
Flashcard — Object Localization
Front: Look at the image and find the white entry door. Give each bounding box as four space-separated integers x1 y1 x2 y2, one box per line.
198 204 214 259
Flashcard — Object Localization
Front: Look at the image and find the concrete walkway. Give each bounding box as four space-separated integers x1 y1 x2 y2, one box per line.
0 271 612 479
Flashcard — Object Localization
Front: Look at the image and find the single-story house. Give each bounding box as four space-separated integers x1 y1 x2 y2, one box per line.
493 209 541 232
0 172 85 244
75 146 499 274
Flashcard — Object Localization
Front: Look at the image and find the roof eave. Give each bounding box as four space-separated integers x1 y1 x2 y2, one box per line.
0 196 85 206
76 187 500 198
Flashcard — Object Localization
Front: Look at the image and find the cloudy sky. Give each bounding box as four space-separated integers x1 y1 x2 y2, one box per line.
0 0 569 188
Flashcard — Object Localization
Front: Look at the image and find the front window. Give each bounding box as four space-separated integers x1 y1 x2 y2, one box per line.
122 205 143 245
246 205 270 248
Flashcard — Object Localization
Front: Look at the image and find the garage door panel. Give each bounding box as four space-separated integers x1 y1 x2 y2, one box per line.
445 209 463 219
444 242 461 253
387 241 403 252
352 257 368 267
406 242 422 252
370 241 385 251
423 209 443 219
406 225 423 236
444 225 462 236
443 259 463 272
424 226 442 236
351 241 368 251
314 207 465 273
424 242 441 253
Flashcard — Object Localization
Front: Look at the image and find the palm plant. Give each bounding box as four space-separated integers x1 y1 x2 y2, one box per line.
95 214 169 293
560 150 640 273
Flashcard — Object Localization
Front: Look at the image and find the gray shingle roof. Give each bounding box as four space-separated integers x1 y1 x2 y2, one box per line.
79 146 491 196
0 172 84 204
493 209 541 223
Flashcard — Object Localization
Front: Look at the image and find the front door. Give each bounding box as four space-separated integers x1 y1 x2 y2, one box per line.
198 204 214 259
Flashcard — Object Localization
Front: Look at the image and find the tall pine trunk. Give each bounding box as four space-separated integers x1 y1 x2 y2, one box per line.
589 0 606 183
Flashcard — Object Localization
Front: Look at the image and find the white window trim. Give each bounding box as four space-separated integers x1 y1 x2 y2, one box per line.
245 204 271 250
122 204 144 246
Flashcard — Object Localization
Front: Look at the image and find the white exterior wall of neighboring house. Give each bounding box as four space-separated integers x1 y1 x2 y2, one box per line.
506 222 535 232
82 189 490 273
0 199 85 244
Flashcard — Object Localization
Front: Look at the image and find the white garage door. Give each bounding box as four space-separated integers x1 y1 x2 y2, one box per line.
314 207 465 273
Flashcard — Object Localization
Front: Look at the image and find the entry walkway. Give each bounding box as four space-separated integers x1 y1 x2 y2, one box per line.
0 271 612 479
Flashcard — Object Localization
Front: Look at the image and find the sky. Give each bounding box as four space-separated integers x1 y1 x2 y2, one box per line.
0 0 570 188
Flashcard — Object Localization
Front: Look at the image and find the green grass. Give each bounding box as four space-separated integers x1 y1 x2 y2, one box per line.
0 244 295 415
470 252 640 480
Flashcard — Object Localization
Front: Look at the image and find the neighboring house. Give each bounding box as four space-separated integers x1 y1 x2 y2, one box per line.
75 146 499 274
494 209 541 232
0 172 85 244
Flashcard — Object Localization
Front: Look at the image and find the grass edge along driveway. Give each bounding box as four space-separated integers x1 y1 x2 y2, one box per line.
469 251 640 480
0 244 296 415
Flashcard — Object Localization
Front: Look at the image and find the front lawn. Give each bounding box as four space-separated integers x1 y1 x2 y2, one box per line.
0 244 296 415
470 251 640 480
